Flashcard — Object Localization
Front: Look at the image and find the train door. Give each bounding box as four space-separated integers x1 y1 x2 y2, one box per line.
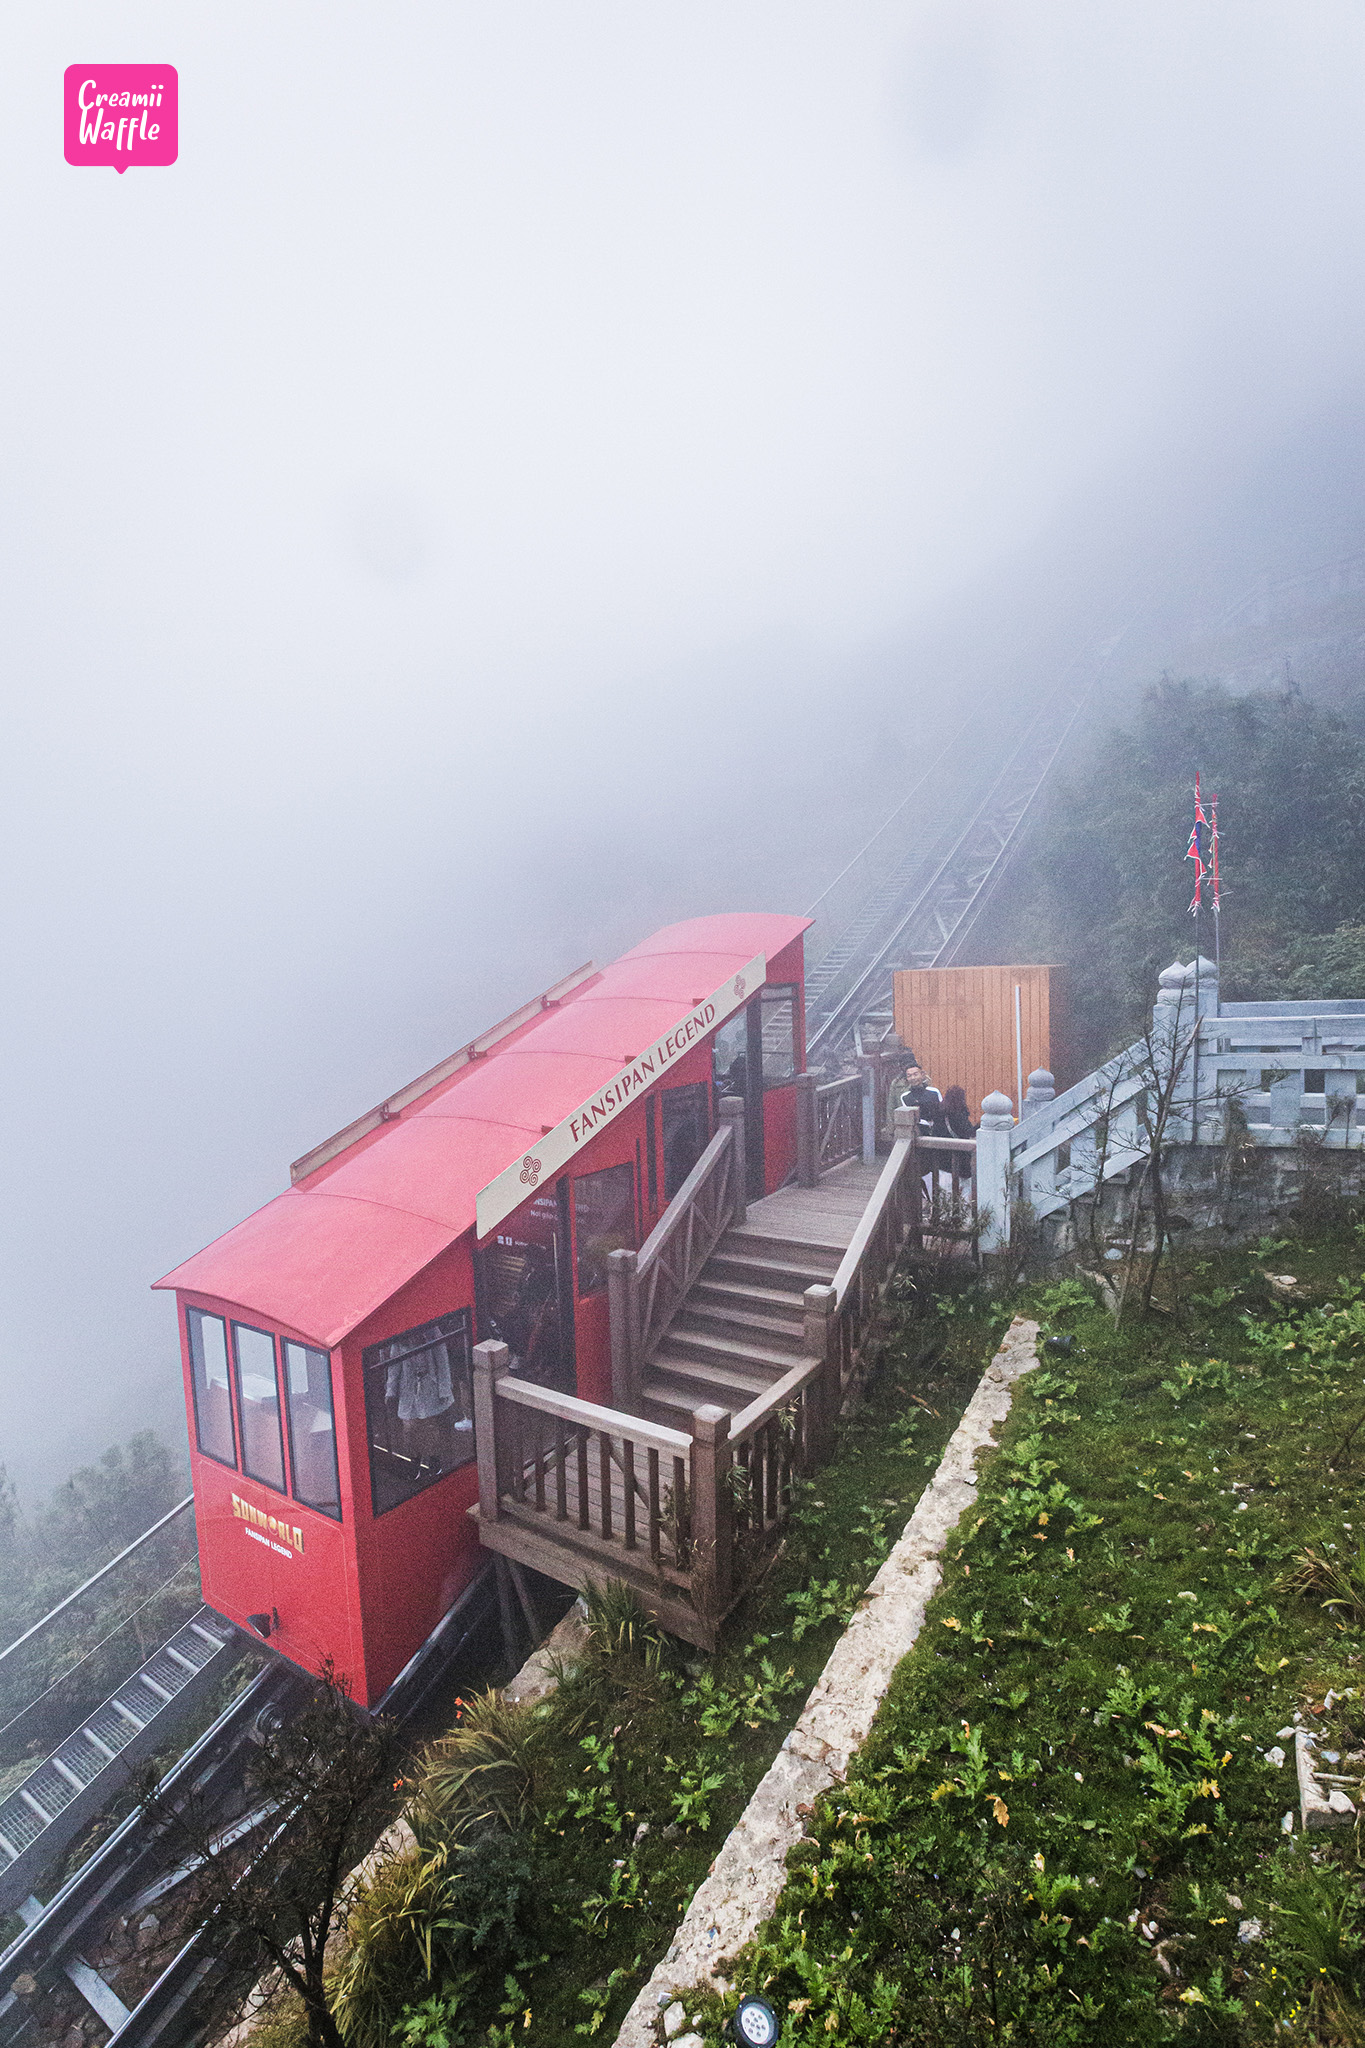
476 1180 576 1393
660 1083 711 1201
710 1005 764 1196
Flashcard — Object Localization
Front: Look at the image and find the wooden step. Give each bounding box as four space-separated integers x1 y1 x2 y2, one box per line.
708 1248 838 1292
674 1301 806 1353
722 1228 844 1269
691 1276 807 1322
646 1352 773 1404
653 1326 797 1376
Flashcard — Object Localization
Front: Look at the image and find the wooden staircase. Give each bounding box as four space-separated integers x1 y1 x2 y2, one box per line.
639 1219 847 1429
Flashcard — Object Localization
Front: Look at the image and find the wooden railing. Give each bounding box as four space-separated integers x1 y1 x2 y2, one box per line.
914 1134 978 1247
473 1108 928 1651
800 1110 922 1393
795 1071 864 1185
472 1343 734 1647
606 1099 746 1410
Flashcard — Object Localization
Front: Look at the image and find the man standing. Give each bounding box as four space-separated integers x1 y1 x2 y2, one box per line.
892 1059 947 1137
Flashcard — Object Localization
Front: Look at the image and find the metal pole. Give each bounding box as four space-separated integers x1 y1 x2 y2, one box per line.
1192 912 1201 1144
1014 985 1024 1123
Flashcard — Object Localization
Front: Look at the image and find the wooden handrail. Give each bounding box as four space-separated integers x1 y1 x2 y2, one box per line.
636 1124 734 1279
831 1136 914 1306
494 1376 691 1454
815 1076 859 1101
730 1355 821 1443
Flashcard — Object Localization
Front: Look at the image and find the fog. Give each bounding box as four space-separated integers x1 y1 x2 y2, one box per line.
4 3 1365 1496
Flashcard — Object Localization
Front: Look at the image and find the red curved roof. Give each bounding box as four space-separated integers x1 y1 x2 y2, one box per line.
154 913 809 1348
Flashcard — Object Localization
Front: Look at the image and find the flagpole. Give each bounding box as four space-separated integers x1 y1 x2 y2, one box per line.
1219 786 1227 1011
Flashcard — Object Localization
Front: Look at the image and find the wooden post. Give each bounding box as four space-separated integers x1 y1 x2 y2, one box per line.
607 1248 641 1412
718 1095 747 1223
804 1282 839 1465
690 1404 733 1625
473 1339 511 1523
795 1071 818 1187
893 1105 923 1250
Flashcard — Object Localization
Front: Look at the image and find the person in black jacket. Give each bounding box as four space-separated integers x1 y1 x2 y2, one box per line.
893 1061 948 1137
942 1084 976 1139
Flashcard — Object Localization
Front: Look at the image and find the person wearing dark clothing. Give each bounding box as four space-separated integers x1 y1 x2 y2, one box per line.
942 1084 977 1139
893 1061 948 1137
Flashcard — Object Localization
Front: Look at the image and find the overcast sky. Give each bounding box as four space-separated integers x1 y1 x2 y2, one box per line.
4 4 1365 1497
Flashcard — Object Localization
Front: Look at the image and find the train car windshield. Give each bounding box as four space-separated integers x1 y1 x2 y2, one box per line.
233 1323 286 1493
283 1341 342 1518
186 1307 236 1468
363 1309 474 1515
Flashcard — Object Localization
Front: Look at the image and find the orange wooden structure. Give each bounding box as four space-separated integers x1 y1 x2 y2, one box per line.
892 965 1064 1120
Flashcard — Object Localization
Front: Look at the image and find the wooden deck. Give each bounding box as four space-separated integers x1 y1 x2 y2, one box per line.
731 1157 886 1257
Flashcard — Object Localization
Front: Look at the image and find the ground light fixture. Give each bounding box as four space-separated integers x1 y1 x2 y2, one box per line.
730 1995 779 2046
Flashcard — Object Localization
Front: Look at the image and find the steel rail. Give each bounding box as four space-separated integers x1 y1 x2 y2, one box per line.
0 1499 194 1671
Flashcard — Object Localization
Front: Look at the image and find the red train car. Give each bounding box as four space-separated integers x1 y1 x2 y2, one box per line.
155 914 810 1705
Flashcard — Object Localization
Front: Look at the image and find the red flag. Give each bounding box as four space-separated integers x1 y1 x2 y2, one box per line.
1186 773 1209 914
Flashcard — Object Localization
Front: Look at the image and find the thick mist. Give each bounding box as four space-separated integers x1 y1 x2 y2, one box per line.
4 4 1365 1494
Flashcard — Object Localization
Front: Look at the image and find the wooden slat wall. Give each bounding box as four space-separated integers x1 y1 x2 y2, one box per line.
892 965 1060 1120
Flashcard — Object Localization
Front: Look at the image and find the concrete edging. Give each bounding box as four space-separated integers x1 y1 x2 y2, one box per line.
612 1315 1041 2048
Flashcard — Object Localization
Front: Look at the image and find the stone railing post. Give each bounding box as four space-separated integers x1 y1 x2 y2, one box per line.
975 1091 1015 1253
803 1282 839 1465
690 1404 733 1628
472 1339 511 1523
718 1095 748 1221
607 1248 641 1411
1022 1068 1055 1116
858 1057 878 1163
795 1071 818 1187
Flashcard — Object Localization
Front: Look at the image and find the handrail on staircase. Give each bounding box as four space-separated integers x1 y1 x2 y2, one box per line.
606 1098 747 1413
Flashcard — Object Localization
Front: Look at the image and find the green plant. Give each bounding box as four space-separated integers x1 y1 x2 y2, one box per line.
785 1577 855 1640
548 1733 626 1836
1282 1538 1365 1625
572 1857 645 1935
395 1990 468 2047
664 1757 726 1832
416 1689 550 1837
329 1843 468 2048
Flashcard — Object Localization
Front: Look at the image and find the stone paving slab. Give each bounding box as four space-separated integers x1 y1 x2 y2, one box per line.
612 1315 1041 2047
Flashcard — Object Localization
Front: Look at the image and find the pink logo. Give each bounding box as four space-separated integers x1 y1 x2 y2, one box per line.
519 1155 542 1188
733 975 746 999
65 65 178 173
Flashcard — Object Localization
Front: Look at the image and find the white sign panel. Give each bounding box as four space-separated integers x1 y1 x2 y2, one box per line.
475 953 767 1239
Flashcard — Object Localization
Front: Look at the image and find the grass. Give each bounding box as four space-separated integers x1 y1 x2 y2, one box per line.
253 1261 1009 2047
683 1225 1365 2045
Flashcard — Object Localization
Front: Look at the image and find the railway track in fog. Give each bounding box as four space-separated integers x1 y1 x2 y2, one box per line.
0 1575 496 2048
804 632 1123 1066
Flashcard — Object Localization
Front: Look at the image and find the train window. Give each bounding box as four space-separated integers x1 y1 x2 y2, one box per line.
712 1011 748 1101
283 1342 342 1519
363 1309 474 1516
232 1323 286 1493
186 1308 236 1468
574 1163 636 1294
760 987 797 1088
661 1084 709 1200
